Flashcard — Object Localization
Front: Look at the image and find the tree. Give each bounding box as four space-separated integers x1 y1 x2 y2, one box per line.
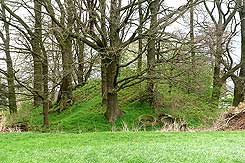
35 0 49 125
0 0 44 107
204 0 241 104
42 0 74 110
146 0 159 106
0 0 49 125
0 0 211 125
137 0 143 73
0 2 17 113
233 0 245 106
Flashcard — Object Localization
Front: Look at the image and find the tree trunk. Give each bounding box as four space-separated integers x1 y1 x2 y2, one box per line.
146 0 159 105
104 0 123 122
33 0 43 107
233 78 243 106
101 56 108 105
99 0 108 105
104 54 123 122
211 24 224 103
6 50 17 114
137 0 143 73
33 56 43 106
56 0 74 109
36 0 49 125
42 47 49 125
77 39 85 85
211 79 223 103
57 38 73 110
2 5 17 113
233 4 245 106
74 8 85 86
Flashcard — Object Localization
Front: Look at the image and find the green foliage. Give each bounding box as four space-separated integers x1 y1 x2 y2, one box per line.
1 131 245 162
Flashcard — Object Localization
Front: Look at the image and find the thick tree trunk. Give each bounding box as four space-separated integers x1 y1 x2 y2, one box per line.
104 54 123 122
211 24 224 104
233 78 243 106
56 0 74 110
103 0 123 122
233 5 245 106
6 51 17 114
99 0 108 105
57 38 73 110
33 55 43 106
146 0 159 105
33 0 43 107
34 0 48 125
2 7 17 113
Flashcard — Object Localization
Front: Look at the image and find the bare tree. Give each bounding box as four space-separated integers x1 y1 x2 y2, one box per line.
204 0 241 104
42 0 75 110
233 0 245 106
146 0 159 106
0 2 17 114
0 0 44 106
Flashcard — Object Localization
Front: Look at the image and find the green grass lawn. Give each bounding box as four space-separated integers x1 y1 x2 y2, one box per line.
0 131 245 163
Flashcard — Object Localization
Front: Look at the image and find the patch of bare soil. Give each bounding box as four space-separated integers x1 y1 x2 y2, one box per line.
214 102 245 131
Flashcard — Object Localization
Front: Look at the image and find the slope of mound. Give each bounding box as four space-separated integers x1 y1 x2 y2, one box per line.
10 80 221 132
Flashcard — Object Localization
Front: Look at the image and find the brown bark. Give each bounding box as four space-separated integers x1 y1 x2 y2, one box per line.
100 0 108 105
104 0 124 122
233 2 245 106
77 39 85 85
137 0 143 73
233 78 243 106
146 0 159 105
46 0 74 109
33 0 43 107
104 54 123 122
211 24 224 103
101 56 108 105
42 46 49 125
1 0 44 107
34 0 49 126
204 0 240 104
58 37 73 110
74 5 85 86
1 4 17 114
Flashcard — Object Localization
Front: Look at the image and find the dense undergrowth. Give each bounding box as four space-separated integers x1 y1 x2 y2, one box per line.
8 80 223 132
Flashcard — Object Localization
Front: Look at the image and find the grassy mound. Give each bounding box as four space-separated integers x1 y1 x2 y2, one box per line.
11 80 221 132
1 131 245 162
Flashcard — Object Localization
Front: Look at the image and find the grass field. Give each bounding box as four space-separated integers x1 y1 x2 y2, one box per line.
0 131 245 163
